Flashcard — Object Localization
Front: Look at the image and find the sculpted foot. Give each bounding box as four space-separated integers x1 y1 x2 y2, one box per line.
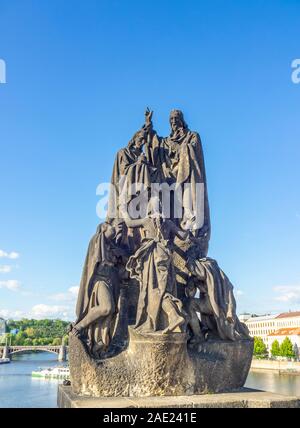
70 325 81 337
163 315 185 334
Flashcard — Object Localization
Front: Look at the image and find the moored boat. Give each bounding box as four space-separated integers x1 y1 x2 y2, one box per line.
32 366 70 379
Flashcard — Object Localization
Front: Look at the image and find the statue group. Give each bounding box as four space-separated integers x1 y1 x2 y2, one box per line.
69 109 253 398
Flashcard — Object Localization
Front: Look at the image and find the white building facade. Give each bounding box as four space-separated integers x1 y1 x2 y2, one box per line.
240 311 300 349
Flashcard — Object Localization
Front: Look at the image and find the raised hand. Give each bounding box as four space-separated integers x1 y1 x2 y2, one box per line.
145 107 153 125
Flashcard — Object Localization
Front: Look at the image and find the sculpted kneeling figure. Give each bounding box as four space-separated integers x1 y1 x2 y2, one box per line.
185 247 250 343
71 223 125 357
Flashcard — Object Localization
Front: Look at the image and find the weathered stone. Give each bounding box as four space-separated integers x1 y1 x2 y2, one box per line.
58 385 300 408
69 329 253 397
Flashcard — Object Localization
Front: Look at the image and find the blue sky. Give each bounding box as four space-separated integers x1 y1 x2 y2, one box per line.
0 0 300 320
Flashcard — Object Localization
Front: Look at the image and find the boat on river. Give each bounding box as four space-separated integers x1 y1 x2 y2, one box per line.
32 366 70 379
0 358 10 364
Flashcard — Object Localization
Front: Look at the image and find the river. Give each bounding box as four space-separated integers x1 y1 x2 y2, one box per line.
0 353 65 408
0 354 299 407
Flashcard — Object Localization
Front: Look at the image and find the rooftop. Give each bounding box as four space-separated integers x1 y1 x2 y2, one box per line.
269 327 300 337
276 311 300 319
245 314 277 322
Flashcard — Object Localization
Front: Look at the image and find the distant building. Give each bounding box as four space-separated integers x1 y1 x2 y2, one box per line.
267 327 300 357
241 314 278 344
0 318 6 336
275 311 300 328
240 311 300 350
239 313 252 323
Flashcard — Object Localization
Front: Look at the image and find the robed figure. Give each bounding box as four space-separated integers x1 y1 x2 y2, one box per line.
73 223 126 356
144 109 210 250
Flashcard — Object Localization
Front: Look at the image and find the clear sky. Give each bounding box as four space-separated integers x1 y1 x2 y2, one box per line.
0 0 300 320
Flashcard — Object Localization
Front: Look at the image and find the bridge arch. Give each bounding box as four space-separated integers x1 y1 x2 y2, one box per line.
9 348 59 356
0 345 68 361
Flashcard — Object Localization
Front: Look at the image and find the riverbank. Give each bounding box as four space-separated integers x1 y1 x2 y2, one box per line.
251 358 300 375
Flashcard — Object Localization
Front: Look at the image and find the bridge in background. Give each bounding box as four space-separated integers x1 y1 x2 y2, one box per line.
0 345 68 361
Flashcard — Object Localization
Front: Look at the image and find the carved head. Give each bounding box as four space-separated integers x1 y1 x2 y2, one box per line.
129 129 146 149
169 109 188 133
101 223 117 240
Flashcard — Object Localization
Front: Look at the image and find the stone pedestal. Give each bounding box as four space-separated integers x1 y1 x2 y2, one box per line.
69 328 254 398
58 385 300 408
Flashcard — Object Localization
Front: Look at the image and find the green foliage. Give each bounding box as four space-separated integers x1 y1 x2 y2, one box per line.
24 338 33 346
280 337 295 358
5 319 69 346
253 336 268 357
293 344 299 360
271 340 281 357
63 335 69 346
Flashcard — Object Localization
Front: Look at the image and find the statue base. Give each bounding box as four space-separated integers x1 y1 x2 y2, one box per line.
58 385 300 408
69 328 254 398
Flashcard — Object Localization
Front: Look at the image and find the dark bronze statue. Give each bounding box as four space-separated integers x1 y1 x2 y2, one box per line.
72 109 250 359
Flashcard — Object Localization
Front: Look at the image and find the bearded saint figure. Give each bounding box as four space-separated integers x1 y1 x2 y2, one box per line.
143 109 210 249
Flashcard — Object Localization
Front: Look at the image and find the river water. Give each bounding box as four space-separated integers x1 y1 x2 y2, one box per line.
0 353 299 407
0 353 65 408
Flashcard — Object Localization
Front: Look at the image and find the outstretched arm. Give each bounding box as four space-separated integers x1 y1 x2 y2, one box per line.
124 217 145 228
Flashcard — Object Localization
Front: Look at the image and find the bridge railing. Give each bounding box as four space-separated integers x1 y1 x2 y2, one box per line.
0 345 68 353
0 345 68 361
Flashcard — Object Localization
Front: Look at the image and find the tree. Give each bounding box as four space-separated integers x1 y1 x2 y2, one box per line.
24 338 33 346
15 331 27 345
63 335 69 346
6 319 69 344
293 344 299 360
253 337 267 357
280 337 295 358
25 327 36 339
271 340 281 357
